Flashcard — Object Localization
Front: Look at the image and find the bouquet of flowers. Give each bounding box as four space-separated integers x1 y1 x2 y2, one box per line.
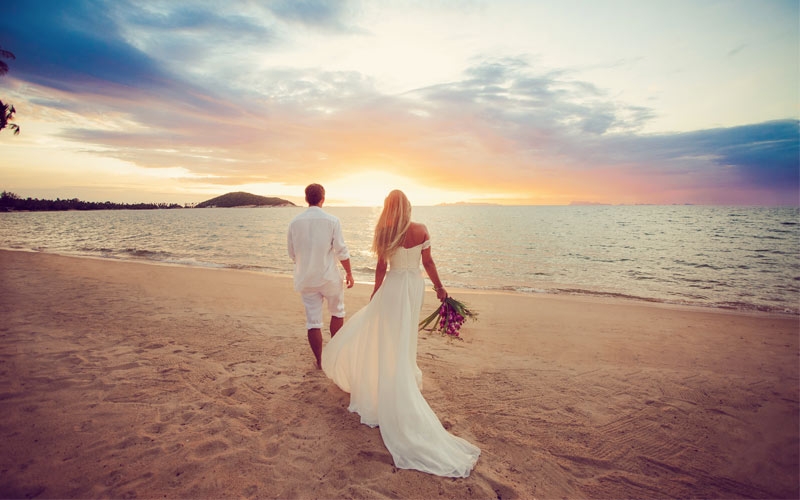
419 296 478 339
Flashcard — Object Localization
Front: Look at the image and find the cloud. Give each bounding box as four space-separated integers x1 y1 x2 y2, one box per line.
1 1 271 113
3 3 796 205
667 121 799 189
268 0 361 32
418 58 654 137
591 120 799 189
38 55 800 203
2 1 164 92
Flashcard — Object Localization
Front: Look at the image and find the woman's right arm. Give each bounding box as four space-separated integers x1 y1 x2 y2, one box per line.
371 257 387 300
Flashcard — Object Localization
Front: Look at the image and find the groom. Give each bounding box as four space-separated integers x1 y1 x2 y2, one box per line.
287 183 354 369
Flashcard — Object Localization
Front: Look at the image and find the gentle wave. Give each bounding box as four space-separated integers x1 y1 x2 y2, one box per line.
2 205 798 315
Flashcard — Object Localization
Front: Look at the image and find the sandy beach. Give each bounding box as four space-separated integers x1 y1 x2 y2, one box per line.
0 249 797 499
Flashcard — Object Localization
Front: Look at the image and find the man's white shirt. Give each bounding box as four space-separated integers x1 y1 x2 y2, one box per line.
287 206 350 292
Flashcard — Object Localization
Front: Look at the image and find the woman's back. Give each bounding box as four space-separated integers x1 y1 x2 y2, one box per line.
389 241 428 271
400 221 429 248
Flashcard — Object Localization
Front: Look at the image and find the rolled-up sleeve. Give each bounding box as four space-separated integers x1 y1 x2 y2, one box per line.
287 227 296 261
332 220 350 261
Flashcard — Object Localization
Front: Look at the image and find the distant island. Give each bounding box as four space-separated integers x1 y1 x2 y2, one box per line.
0 190 184 211
195 192 295 208
437 201 501 206
0 190 295 212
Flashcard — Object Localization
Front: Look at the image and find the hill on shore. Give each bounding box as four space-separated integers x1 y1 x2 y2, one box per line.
195 192 296 208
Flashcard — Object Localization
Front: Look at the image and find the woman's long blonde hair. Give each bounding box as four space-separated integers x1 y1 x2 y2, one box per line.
372 190 412 259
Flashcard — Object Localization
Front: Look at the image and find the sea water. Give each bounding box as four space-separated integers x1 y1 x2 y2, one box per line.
1 205 798 314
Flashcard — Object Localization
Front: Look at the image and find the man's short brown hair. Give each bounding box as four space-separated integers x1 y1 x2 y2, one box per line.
305 184 325 206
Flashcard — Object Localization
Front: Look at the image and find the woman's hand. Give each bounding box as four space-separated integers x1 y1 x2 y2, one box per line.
435 286 447 301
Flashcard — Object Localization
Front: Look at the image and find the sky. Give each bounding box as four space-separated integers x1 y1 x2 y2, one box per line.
0 0 798 207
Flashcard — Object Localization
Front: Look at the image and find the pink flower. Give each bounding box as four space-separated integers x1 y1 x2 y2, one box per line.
419 296 478 339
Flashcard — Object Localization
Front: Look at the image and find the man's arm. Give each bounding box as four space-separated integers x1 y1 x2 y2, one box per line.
287 227 295 261
332 220 350 260
332 219 353 287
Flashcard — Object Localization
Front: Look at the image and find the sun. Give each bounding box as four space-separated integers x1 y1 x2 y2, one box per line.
323 169 475 207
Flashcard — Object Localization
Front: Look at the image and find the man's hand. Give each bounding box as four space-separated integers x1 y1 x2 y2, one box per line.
345 273 354 289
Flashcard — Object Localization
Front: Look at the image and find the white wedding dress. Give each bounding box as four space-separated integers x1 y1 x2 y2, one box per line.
322 240 480 478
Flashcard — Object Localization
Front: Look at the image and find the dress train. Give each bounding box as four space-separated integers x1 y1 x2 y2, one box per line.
322 243 480 477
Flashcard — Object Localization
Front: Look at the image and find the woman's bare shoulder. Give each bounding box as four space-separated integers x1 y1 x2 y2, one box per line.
405 222 430 246
410 221 429 235
406 222 430 246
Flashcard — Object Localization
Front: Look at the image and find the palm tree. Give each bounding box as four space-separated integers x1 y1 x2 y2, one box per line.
1 100 19 135
0 47 19 134
0 47 14 76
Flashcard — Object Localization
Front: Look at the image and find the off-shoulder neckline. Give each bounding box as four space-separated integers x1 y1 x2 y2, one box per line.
400 239 429 250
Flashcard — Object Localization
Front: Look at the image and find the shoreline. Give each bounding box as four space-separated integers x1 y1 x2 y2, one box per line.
3 247 797 317
0 249 797 498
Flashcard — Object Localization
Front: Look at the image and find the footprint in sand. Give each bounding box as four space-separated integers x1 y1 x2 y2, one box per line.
191 439 230 458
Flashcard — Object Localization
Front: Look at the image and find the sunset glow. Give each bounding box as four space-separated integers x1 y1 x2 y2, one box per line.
0 1 797 206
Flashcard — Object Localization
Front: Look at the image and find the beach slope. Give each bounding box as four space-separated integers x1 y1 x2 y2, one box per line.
0 250 797 498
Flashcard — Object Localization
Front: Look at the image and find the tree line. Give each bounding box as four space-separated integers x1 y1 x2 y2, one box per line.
1 191 184 211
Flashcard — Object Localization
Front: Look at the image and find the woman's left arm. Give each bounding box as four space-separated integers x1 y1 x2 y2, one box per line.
371 257 387 300
422 247 447 300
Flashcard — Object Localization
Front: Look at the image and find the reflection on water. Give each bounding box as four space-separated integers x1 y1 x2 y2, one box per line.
2 205 798 314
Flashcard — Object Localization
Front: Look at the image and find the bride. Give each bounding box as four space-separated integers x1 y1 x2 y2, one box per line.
322 190 480 478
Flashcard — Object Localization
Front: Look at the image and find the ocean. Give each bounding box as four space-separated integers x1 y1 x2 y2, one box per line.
1 205 798 314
